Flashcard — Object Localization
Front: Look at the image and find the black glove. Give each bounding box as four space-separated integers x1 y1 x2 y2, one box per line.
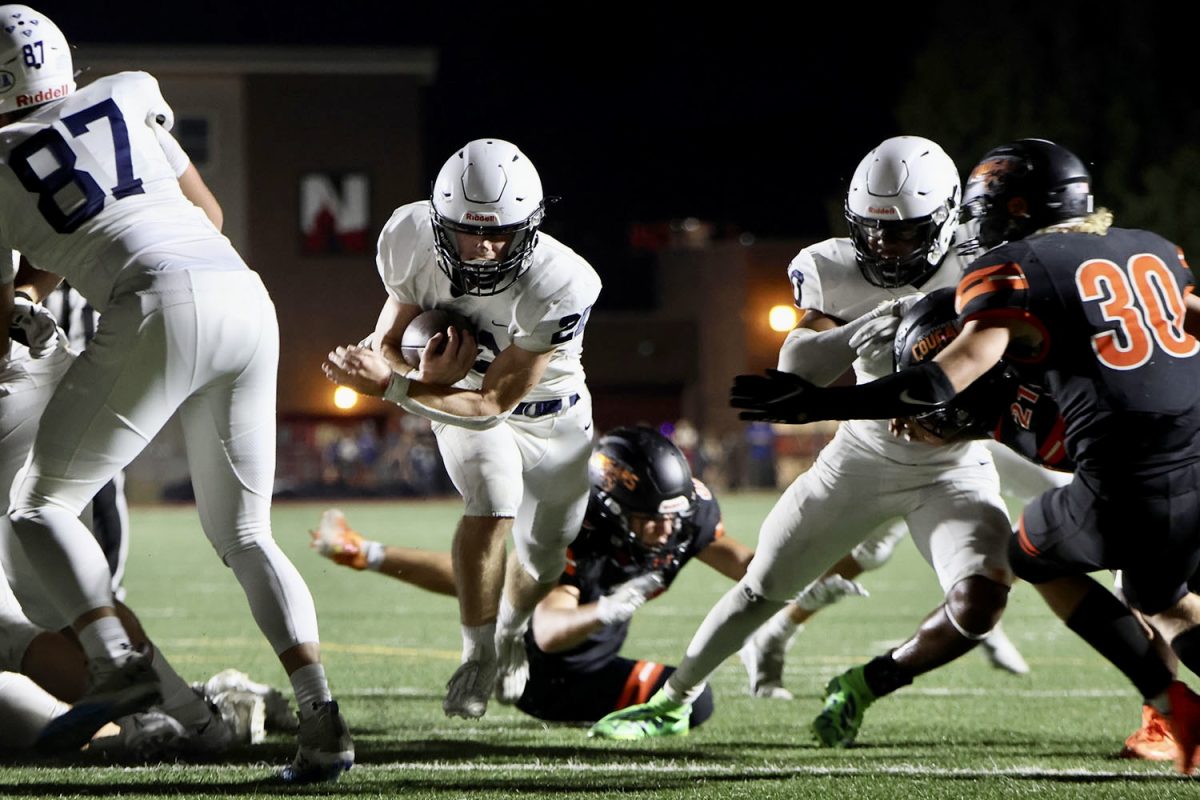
730 369 827 424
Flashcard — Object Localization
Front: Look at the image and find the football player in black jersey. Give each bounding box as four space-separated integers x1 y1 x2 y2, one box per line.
732 139 1200 774
312 426 865 730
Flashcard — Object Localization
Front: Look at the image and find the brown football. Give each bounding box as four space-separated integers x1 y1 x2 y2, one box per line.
400 309 473 368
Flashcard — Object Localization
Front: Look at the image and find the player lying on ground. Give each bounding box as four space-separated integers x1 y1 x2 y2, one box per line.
730 138 1200 775
311 427 865 728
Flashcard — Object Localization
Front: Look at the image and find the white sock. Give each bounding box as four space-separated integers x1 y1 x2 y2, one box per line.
289 663 332 719
151 645 213 730
77 616 133 676
462 622 497 663
364 541 387 571
668 581 785 699
754 607 802 651
496 596 528 638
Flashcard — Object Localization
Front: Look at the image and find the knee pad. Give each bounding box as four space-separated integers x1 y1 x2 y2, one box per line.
945 576 1010 640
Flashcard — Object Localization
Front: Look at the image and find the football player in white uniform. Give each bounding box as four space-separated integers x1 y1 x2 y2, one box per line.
323 138 601 720
0 6 350 782
592 136 1053 743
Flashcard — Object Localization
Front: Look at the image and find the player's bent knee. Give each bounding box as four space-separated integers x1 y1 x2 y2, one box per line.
946 575 1010 638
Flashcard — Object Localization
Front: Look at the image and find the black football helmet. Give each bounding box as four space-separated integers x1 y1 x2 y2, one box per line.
587 426 697 569
958 139 1093 254
893 288 1019 440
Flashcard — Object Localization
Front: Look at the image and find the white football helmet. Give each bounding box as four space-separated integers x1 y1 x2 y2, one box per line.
430 138 545 296
0 4 74 115
845 136 960 288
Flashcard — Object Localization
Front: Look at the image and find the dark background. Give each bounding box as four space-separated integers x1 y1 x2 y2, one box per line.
36 1 1200 303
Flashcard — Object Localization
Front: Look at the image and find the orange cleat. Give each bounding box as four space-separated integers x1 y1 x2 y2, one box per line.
1118 704 1177 762
1166 681 1200 775
309 509 368 570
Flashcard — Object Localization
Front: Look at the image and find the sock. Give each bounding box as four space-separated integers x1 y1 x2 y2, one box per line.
462 622 497 663
364 541 387 571
151 646 213 730
496 595 528 638
862 653 913 699
753 607 802 651
77 616 133 675
1170 627 1200 676
289 663 332 719
666 581 784 701
1065 582 1173 700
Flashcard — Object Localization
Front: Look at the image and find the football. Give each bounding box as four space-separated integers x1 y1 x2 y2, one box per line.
400 309 473 368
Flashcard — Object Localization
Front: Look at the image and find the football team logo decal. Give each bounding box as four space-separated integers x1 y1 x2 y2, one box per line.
0 71 13 93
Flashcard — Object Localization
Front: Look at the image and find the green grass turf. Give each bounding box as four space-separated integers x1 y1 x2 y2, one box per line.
3 493 1196 798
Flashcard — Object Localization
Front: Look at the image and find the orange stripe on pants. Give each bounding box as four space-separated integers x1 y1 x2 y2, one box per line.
616 660 666 709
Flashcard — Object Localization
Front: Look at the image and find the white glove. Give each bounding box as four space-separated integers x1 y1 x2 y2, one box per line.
10 296 60 358
793 574 869 611
847 294 923 373
595 572 665 626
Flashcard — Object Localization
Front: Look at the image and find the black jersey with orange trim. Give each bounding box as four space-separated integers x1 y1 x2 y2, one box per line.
957 228 1200 472
993 382 1073 472
533 483 724 674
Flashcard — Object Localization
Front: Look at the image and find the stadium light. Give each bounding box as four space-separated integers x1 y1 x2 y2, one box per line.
768 304 798 333
333 386 359 410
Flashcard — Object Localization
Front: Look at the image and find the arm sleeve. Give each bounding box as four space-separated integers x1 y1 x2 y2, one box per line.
801 361 959 421
152 123 190 178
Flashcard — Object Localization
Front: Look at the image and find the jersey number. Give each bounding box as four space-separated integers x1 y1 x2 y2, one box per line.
1075 253 1199 370
9 99 145 233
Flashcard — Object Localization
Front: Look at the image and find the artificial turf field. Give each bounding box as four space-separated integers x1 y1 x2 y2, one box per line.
3 493 1196 799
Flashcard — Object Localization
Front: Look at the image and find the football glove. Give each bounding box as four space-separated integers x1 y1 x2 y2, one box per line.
596 572 665 626
730 369 825 424
794 575 870 611
10 296 60 358
847 295 922 373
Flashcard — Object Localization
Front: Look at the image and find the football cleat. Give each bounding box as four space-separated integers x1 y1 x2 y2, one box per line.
310 509 368 570
210 690 267 746
90 712 189 760
1119 704 1177 762
1166 681 1200 775
280 700 354 784
587 689 691 740
36 651 163 754
979 624 1030 675
494 629 530 705
197 668 297 733
443 660 497 719
739 635 793 700
812 666 877 747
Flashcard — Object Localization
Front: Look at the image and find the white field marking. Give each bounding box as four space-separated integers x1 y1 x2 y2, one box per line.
343 761 1181 780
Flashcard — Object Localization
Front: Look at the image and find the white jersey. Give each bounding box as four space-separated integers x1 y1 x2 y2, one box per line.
787 237 989 466
0 72 244 311
377 201 602 402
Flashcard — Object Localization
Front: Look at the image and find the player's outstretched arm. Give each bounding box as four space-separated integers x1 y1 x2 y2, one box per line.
695 536 755 580
532 574 665 653
310 510 456 595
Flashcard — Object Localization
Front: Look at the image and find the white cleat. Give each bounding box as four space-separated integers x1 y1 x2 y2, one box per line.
980 624 1030 675
443 660 496 719
91 712 188 760
210 689 267 746
197 668 297 733
280 700 354 784
739 637 794 700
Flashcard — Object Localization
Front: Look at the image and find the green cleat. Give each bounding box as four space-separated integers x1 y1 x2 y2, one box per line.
587 689 691 740
811 665 876 747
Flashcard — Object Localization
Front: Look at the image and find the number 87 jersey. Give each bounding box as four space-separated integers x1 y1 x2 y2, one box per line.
955 227 1200 470
0 72 238 311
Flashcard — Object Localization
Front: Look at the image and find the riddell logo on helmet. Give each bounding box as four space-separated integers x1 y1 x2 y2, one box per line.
868 207 897 215
16 83 69 107
462 211 499 224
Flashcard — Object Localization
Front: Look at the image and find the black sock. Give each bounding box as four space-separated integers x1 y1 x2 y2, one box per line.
1171 626 1200 677
1065 582 1172 700
862 653 913 699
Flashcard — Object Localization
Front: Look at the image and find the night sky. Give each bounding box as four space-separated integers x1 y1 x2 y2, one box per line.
33 1 1200 280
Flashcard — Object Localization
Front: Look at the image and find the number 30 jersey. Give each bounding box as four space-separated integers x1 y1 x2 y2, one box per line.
0 72 244 311
956 228 1200 472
